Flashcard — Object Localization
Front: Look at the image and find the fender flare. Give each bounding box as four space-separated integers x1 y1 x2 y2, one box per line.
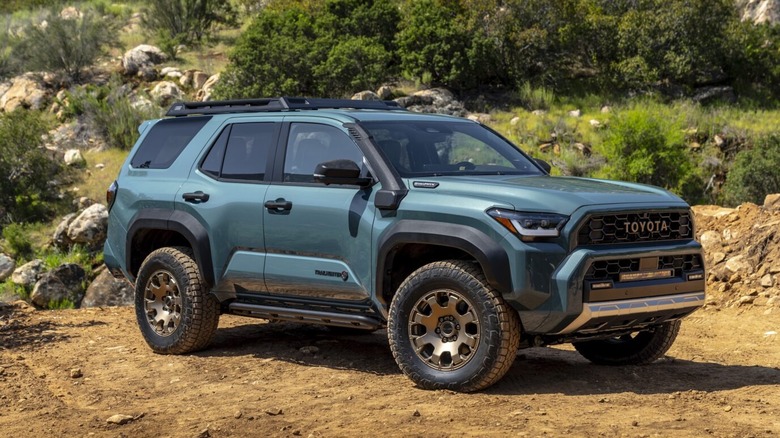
376 220 512 297
126 209 215 286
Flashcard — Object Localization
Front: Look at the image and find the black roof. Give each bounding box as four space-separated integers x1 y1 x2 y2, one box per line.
166 97 406 117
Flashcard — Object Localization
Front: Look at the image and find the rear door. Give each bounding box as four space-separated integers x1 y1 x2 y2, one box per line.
175 118 281 300
262 119 376 302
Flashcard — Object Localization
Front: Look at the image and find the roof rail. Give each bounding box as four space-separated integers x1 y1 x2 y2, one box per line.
166 97 405 117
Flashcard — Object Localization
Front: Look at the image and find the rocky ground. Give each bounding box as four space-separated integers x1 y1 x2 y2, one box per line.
0 301 777 437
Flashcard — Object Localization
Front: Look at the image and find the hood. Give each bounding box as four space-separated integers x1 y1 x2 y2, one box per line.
407 175 687 215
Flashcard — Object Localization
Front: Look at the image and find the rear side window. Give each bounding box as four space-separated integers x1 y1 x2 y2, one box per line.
200 122 278 181
131 117 211 169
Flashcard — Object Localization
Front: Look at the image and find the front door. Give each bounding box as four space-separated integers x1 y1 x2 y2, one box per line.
263 121 376 302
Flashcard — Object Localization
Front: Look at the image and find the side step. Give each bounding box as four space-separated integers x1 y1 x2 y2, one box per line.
228 302 384 330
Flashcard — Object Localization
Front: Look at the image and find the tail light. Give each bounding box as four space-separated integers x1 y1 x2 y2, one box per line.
106 180 118 212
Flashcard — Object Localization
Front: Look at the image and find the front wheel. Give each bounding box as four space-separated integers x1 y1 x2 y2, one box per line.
388 260 521 392
572 320 681 365
135 247 220 354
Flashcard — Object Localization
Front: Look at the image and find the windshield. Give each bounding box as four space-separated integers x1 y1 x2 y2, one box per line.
360 120 542 177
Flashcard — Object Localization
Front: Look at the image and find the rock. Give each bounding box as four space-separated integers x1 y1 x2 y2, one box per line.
30 263 86 307
531 109 547 116
413 409 421 417
395 88 466 116
351 90 380 101
467 113 491 124
95 163 105 170
692 86 736 104
160 66 180 76
11 260 44 288
600 105 611 113
81 269 133 308
568 109 581 117
299 346 319 355
75 197 93 210
725 255 751 274
764 193 780 212
573 142 592 157
151 81 183 105
510 116 521 126
376 85 393 100
197 74 220 102
70 368 83 378
197 428 211 438
192 71 209 90
761 274 774 287
711 252 726 264
553 144 561 155
589 119 602 128
539 143 553 153
738 295 755 306
394 94 434 108
0 253 15 281
137 66 158 81
699 230 723 251
60 6 82 20
122 44 167 76
52 213 77 249
0 74 49 112
63 149 86 167
265 408 283 416
67 204 108 248
741 0 780 25
106 414 135 425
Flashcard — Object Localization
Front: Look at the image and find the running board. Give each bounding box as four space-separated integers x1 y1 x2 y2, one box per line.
227 302 384 330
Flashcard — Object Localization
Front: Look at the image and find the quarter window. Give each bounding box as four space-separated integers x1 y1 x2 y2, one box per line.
131 117 211 169
200 123 276 181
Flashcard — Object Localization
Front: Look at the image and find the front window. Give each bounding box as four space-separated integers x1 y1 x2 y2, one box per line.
360 120 542 177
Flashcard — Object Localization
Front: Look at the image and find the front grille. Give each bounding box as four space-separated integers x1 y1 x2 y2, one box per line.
577 211 693 246
585 254 703 283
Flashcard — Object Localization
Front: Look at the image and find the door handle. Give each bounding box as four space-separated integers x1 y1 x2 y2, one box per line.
264 198 292 211
182 191 210 203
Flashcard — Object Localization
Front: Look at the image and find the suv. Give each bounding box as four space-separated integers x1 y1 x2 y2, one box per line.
104 97 705 392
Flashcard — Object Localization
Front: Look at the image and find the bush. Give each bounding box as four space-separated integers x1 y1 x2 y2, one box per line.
12 9 118 83
721 135 780 206
142 0 237 49
594 102 700 200
65 78 162 150
216 0 399 98
2 223 33 259
0 110 64 224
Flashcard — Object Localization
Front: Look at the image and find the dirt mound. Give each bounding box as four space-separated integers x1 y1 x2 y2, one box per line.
694 194 780 311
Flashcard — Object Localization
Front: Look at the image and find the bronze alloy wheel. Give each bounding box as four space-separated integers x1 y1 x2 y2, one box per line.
143 270 183 337
408 289 481 371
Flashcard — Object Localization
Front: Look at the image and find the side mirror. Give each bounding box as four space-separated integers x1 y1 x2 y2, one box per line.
535 158 552 174
314 159 372 187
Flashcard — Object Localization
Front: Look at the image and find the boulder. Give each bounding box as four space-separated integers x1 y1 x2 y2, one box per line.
66 204 108 248
764 193 780 212
160 67 181 77
394 88 466 116
351 90 380 101
151 81 183 105
376 85 393 100
568 109 582 117
192 71 209 90
11 259 45 288
64 149 86 167
196 73 220 102
0 74 49 112
741 0 780 24
52 213 78 249
60 6 83 20
30 263 86 308
699 230 723 252
510 116 521 126
122 44 167 76
0 253 15 281
81 269 133 308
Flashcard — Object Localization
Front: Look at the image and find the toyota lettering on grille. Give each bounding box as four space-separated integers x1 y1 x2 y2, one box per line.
623 218 670 235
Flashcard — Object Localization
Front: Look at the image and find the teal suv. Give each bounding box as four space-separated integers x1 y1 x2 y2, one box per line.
104 97 705 392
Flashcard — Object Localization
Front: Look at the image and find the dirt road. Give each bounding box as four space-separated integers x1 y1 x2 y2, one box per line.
0 303 778 437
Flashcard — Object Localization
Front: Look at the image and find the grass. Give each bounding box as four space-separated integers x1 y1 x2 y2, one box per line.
74 148 128 204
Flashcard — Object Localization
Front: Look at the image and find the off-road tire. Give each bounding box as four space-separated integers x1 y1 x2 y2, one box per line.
135 247 220 354
388 260 521 392
573 320 681 365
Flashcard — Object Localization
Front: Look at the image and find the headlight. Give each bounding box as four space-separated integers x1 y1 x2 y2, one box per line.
487 208 568 242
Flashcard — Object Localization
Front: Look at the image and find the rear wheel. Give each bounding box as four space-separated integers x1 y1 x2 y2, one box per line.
388 260 521 392
572 320 681 365
135 247 219 354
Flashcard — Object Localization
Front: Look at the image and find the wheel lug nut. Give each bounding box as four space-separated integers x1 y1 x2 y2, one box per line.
456 324 460 330
435 328 441 334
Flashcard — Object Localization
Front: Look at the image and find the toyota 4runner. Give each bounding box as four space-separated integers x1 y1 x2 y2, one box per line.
104 97 705 392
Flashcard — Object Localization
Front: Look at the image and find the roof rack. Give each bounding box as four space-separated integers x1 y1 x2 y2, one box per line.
166 97 405 117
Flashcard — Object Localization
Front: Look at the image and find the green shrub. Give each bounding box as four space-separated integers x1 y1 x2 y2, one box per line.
2 223 33 259
721 135 780 206
142 0 237 49
12 9 118 83
594 102 700 200
215 0 398 99
65 78 162 150
0 110 63 224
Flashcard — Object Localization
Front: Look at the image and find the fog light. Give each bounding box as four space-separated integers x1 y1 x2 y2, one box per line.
687 273 704 281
